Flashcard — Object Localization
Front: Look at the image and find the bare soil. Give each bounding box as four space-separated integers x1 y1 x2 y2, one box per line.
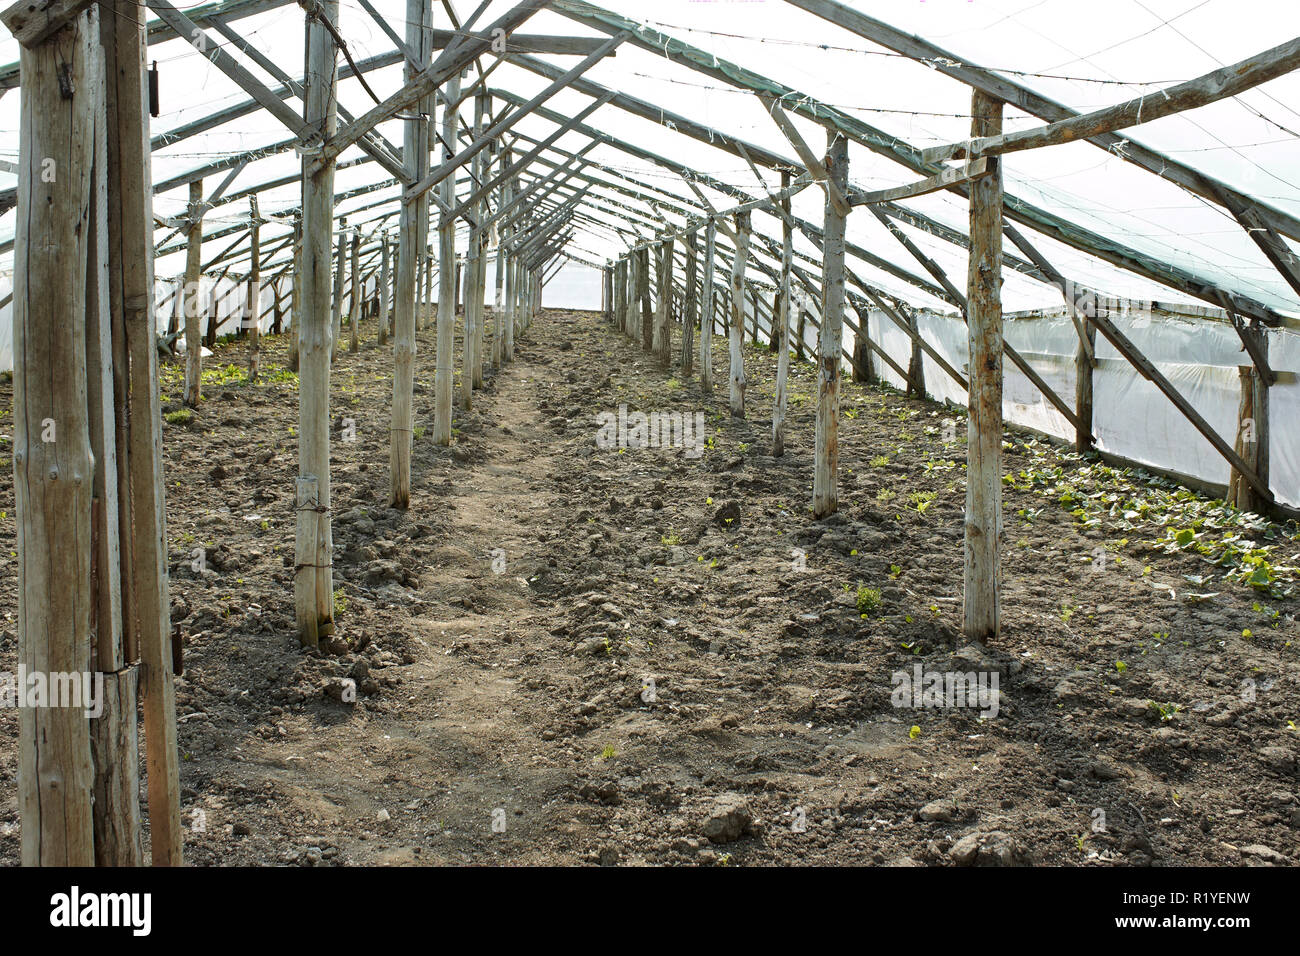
1 306 1297 867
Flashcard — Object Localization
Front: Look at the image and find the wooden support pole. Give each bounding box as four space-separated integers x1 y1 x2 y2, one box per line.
773 172 794 455
329 219 345 361
963 90 1005 644
638 245 652 350
107 0 182 863
390 0 427 506
289 213 302 369
614 256 627 337
433 71 460 445
246 196 262 380
906 307 926 398
378 233 390 345
682 231 698 375
296 0 338 645
493 158 508 369
1229 326 1271 513
462 100 484 404
471 93 490 389
272 277 284 336
348 224 361 352
700 219 716 392
182 179 205 406
13 3 97 865
656 235 674 364
1075 312 1097 452
851 303 874 384
813 132 848 517
503 177 517 362
728 211 751 417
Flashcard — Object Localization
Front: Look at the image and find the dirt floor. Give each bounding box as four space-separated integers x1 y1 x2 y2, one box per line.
1 306 1298 866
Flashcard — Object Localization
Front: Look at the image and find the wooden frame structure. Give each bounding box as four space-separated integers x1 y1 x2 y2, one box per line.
1 0 1297 867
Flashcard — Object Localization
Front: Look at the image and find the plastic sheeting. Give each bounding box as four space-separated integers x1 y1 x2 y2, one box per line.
859 305 1300 507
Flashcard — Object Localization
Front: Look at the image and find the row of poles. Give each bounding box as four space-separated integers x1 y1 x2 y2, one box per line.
1 0 572 867
604 117 1008 645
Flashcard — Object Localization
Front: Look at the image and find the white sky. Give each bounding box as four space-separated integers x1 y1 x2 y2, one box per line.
1 0 1298 316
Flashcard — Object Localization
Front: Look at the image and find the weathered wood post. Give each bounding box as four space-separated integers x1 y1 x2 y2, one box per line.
348 224 360 352
851 308 874 384
603 264 613 324
614 257 627 338
272 277 284 336
424 247 435 331
289 213 302 370
638 245 653 350
433 71 460 445
246 196 262 381
504 209 517 361
1229 326 1271 513
1075 311 1097 451
773 175 794 456
963 90 1006 644
795 297 808 362
390 0 428 507
625 252 637 339
296 0 340 645
813 132 849 517
700 219 716 392
906 307 926 398
461 93 486 407
682 230 698 375
455 259 463 315
378 233 390 346
728 211 751 417
9 1 99 865
329 217 345 360
182 179 205 406
112 0 183 864
84 2 138 866
470 90 490 391
656 237 674 364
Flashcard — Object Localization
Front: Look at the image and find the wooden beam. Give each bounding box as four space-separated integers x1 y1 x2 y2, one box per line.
849 158 990 206
0 0 96 46
406 32 624 204
781 0 1300 246
924 37 1300 163
450 90 613 221
548 1 1286 325
144 0 318 142
431 28 611 56
759 93 850 217
313 0 548 172
1215 185 1300 303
